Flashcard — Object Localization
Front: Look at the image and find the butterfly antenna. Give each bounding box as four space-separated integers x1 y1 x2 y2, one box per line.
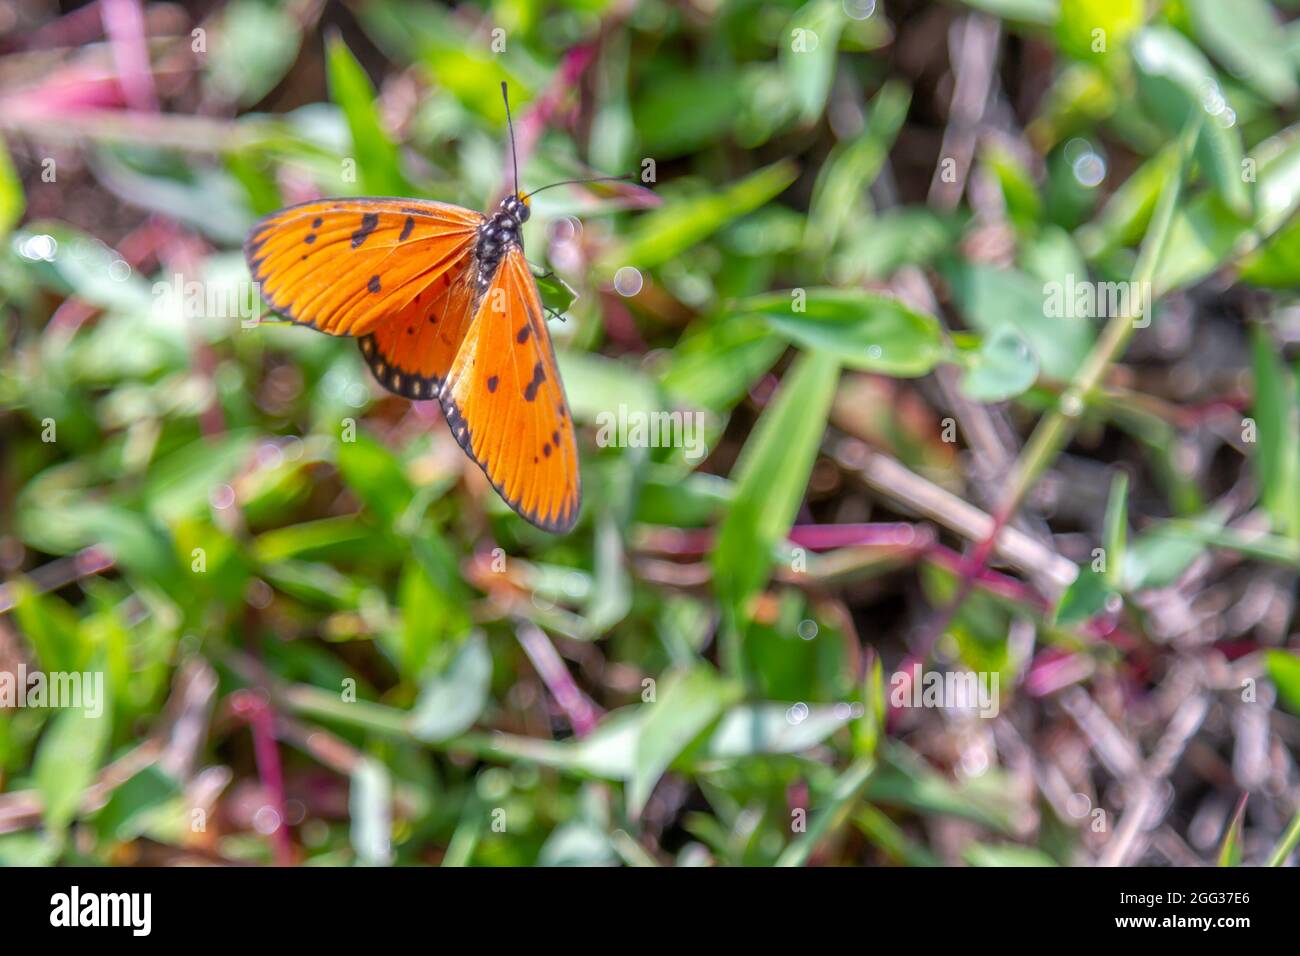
502 81 520 197
523 174 634 201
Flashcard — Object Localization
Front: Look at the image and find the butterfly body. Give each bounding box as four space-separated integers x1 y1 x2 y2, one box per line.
244 190 580 533
473 193 530 294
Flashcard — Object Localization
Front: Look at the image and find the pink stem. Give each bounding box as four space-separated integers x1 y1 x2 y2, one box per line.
101 0 157 112
513 44 598 174
0 546 114 614
923 543 1046 609
233 690 295 866
640 522 928 557
515 622 600 737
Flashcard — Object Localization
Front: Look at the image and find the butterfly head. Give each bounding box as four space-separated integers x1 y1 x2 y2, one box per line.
501 192 531 224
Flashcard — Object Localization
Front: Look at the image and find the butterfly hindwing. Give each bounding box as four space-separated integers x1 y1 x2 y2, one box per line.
244 198 483 339
441 247 580 532
356 247 480 400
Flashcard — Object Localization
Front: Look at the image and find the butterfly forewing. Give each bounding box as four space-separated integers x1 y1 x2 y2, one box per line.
441 247 580 533
245 198 483 339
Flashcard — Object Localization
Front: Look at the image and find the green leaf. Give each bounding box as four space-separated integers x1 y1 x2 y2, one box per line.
0 832 61 866
1156 123 1300 294
557 710 643 779
408 634 492 743
732 289 945 377
335 432 415 529
1103 471 1129 588
1121 514 1226 590
33 679 113 836
983 140 1044 233
1149 525 1300 566
965 843 1058 866
1251 127 1300 237
1270 806 1300 867
477 695 853 784
9 580 83 673
16 499 181 593
1187 0 1297 106
326 33 410 196
628 666 739 818
355 0 534 124
143 431 256 523
864 743 1020 833
1249 326 1300 538
660 316 785 413
93 151 255 245
632 70 743 158
959 329 1039 402
1217 794 1248 867
206 0 303 107
557 350 662 425
16 223 154 314
1151 194 1248 294
1054 563 1113 624
1078 145 1179 258
535 272 578 316
781 1 849 125
585 512 632 633
598 161 798 274
385 558 459 680
701 703 850 759
1131 27 1250 217
94 765 182 842
944 261 1093 381
957 0 1059 26
349 756 393 866
1267 649 1300 716
252 516 372 562
538 821 617 866
805 81 911 259
0 134 24 238
832 207 960 284
776 756 875 866
712 350 840 671
261 560 364 608
1057 0 1142 63
1240 215 1300 287
854 653 886 757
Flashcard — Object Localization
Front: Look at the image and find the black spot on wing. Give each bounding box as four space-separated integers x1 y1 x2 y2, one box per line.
523 362 546 402
368 275 381 293
516 324 531 344
487 375 499 393
399 215 415 241
351 212 380 249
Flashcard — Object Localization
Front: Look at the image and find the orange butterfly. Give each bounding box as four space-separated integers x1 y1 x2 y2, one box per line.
244 86 596 533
